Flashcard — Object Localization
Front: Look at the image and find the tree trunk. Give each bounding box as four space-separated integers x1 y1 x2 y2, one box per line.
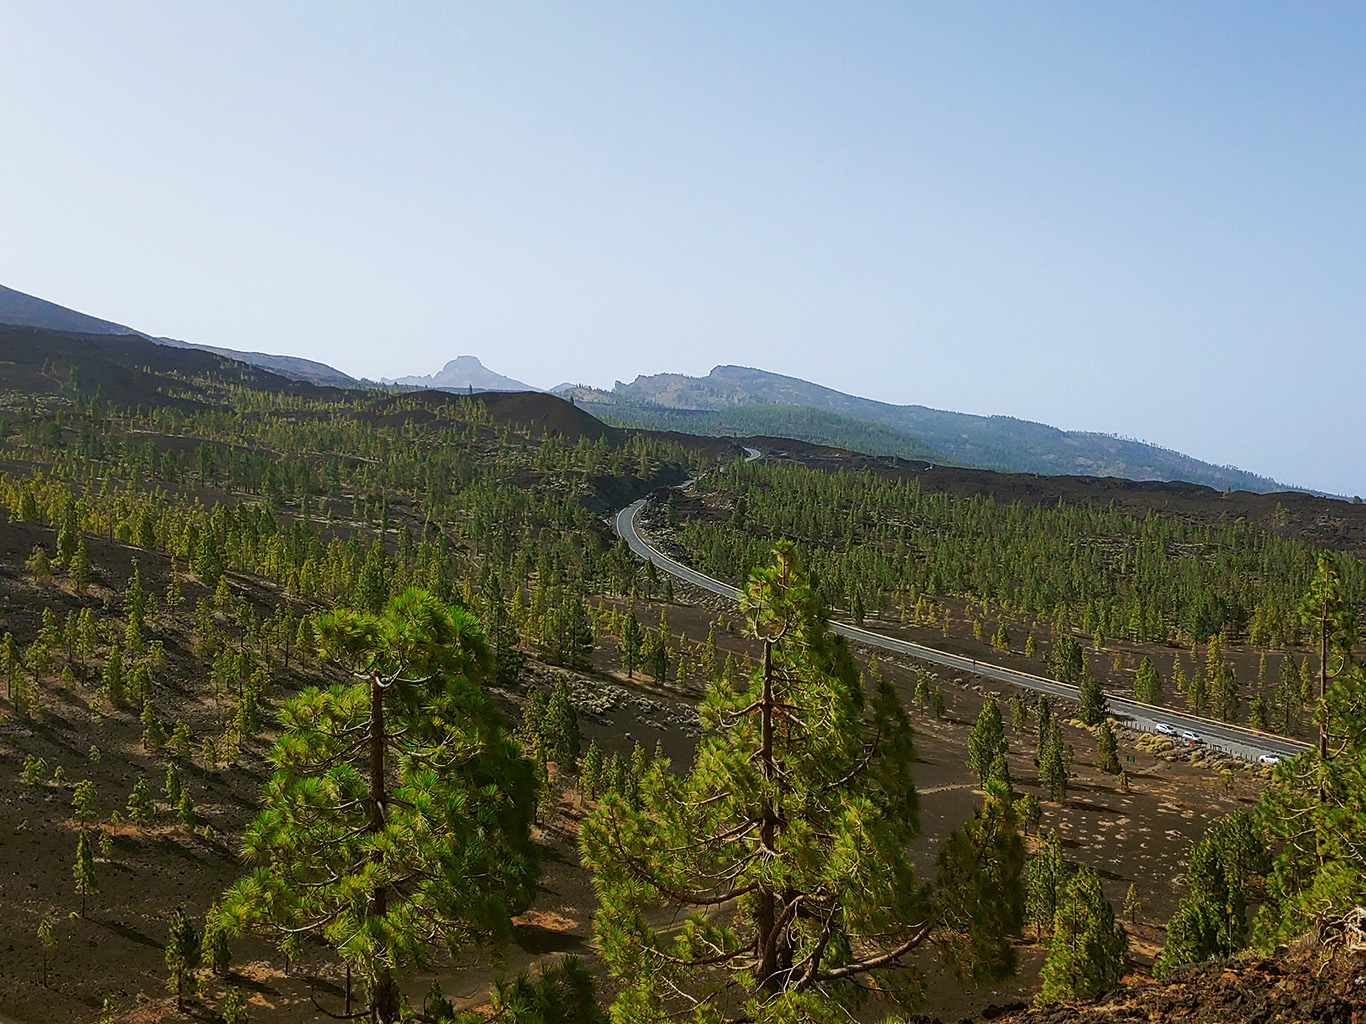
756 639 780 995
1317 605 1329 870
368 675 399 1024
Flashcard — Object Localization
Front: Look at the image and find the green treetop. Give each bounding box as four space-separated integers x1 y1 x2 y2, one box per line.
1035 866 1127 1005
1077 662 1108 726
1156 811 1265 976
581 542 1025 1024
218 589 539 1024
1095 720 1120 775
1253 555 1366 949
967 697 1009 786
1133 656 1161 704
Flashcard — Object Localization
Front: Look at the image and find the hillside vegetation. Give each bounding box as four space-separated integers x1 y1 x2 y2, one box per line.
561 365 1292 492
0 325 1363 1024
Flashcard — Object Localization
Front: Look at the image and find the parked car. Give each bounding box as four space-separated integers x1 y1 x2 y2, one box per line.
1180 729 1202 744
1153 723 1176 736
1258 754 1281 765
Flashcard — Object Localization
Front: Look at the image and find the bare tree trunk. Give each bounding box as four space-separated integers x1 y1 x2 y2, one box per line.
1318 605 1329 870
368 676 398 1024
756 639 780 995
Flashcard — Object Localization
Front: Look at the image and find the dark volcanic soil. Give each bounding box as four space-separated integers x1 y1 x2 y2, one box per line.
977 945 1366 1024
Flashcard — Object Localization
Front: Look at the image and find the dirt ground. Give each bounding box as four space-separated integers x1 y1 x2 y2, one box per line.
974 944 1366 1024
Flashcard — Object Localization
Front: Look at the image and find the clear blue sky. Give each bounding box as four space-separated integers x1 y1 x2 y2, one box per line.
3 3 1363 494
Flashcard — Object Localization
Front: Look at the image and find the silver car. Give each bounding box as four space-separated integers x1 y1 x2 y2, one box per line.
1180 730 1202 744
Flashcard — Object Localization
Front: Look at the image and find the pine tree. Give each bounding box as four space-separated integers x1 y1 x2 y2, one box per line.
165 907 201 1010
580 741 605 800
221 987 249 1024
1274 653 1300 733
1124 883 1142 923
1016 792 1042 836
967 697 1008 786
1024 829 1071 940
1039 733 1069 804
72 779 99 823
1157 829 1246 974
581 543 1025 1022
170 720 194 760
487 955 606 1024
618 611 643 678
204 910 232 976
646 628 670 681
36 917 55 988
1035 867 1127 1005
1253 556 1366 949
1009 693 1029 734
141 699 168 753
543 681 581 767
218 589 538 1024
197 532 225 589
1035 696 1054 751
165 762 182 806
1095 720 1120 775
1048 634 1084 687
26 545 53 585
1077 662 1107 725
913 669 931 708
69 540 92 594
178 788 197 831
74 831 98 918
1133 656 1161 704
126 773 154 825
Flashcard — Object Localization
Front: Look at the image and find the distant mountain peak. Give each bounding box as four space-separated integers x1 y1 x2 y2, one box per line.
385 356 536 393
441 355 489 372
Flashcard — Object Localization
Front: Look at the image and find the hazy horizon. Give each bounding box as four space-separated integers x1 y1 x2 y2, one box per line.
3 4 1363 494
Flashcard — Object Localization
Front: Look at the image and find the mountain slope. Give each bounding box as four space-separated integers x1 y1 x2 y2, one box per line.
0 282 141 336
386 355 536 392
0 323 345 411
585 400 944 463
561 365 1290 493
150 336 359 387
0 283 357 387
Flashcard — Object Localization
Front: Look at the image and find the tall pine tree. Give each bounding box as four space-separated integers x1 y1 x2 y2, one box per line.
581 543 1024 1023
219 589 539 1024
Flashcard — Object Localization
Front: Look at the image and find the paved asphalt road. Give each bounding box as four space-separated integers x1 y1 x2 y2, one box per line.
615 496 1310 764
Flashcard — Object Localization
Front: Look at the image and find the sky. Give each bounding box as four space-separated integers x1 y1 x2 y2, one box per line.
2 3 1364 495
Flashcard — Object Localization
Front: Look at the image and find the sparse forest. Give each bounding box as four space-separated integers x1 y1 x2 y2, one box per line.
675 458 1365 732
1 330 1364 1024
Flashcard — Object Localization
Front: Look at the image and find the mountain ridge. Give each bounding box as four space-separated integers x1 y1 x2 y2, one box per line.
0 283 358 387
559 364 1296 494
0 282 1307 492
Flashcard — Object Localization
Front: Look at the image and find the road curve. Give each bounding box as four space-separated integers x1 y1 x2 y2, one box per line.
615 497 1310 763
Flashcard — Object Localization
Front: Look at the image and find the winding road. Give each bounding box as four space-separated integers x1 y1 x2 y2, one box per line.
615 493 1310 764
